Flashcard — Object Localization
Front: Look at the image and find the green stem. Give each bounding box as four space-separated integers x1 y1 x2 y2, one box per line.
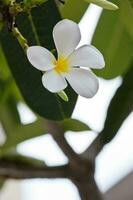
28 12 40 45
12 26 29 51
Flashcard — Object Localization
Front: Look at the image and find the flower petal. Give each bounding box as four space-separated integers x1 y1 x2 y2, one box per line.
65 68 99 98
68 45 105 69
27 46 55 71
42 70 67 93
53 19 81 58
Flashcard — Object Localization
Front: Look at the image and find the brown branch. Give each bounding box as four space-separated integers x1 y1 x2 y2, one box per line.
0 158 103 200
52 132 81 166
0 159 72 179
81 134 103 162
45 120 89 168
44 120 104 199
73 173 103 200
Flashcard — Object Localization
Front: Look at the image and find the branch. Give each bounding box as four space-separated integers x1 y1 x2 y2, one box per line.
81 134 103 162
73 173 103 200
0 158 104 200
45 120 89 168
0 159 72 179
12 27 28 51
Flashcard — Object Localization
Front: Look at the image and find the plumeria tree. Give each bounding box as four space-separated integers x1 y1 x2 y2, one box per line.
0 0 133 199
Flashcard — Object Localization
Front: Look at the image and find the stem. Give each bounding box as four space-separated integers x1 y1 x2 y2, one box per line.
28 12 40 45
12 26 28 51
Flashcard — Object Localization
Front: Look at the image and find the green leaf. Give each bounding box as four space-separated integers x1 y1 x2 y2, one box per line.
101 64 133 144
0 46 10 79
85 0 118 10
1 119 46 151
0 46 22 103
119 0 133 40
0 152 45 167
0 179 5 190
0 0 77 121
0 93 46 152
0 102 47 152
59 0 88 22
0 96 20 129
59 118 90 132
92 0 133 79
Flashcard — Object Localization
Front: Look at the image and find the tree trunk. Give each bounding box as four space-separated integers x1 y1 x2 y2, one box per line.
73 174 103 200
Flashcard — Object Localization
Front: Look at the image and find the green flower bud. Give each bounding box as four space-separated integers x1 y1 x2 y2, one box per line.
57 90 69 102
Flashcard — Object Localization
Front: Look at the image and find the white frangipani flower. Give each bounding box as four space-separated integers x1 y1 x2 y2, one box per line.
27 19 105 98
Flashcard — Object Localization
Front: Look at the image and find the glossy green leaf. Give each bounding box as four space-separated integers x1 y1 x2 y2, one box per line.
59 118 90 132
92 0 133 79
0 0 77 121
59 0 88 22
101 64 133 144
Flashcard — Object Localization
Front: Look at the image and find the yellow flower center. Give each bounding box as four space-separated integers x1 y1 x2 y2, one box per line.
53 57 69 73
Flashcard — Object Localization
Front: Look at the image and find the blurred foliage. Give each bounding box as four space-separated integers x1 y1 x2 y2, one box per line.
0 179 5 190
59 118 90 133
59 0 88 22
85 0 118 10
0 151 45 167
92 0 133 79
101 64 133 143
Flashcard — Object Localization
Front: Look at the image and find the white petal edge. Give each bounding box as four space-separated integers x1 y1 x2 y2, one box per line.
53 19 81 58
42 70 67 93
65 68 99 98
68 45 105 69
27 46 56 71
